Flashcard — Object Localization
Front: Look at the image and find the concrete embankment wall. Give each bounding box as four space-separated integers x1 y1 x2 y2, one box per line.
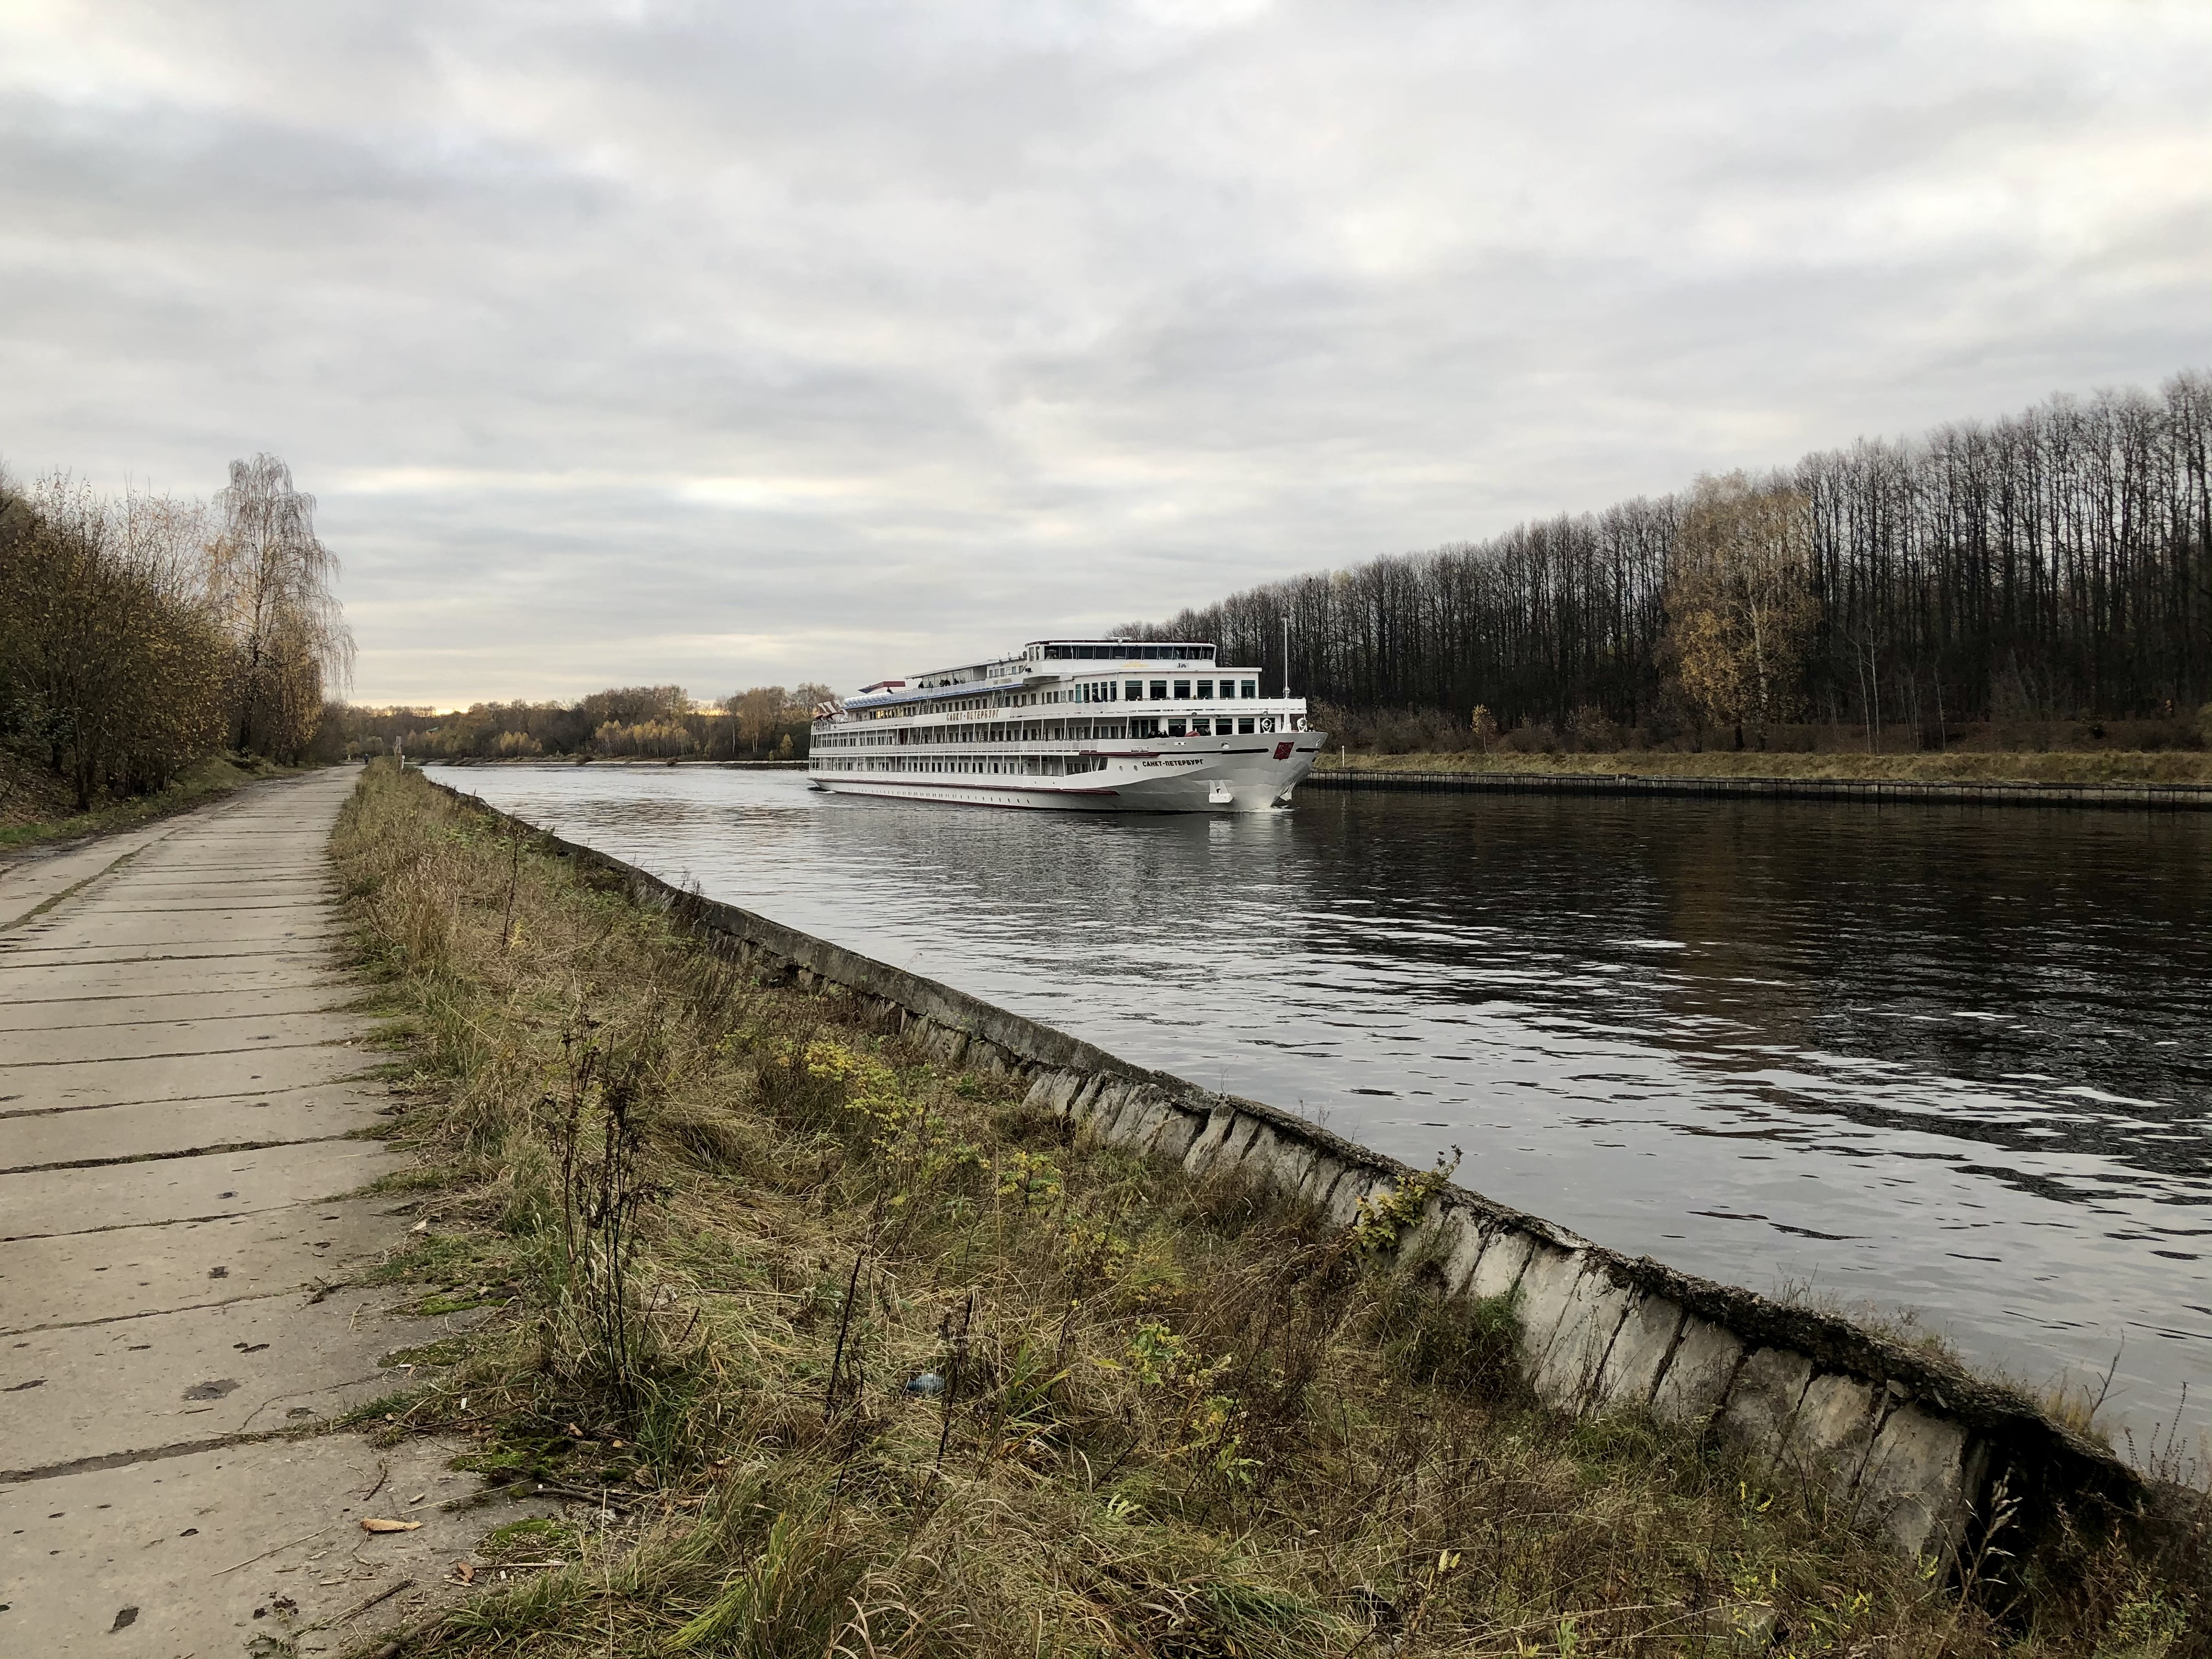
1306 767 2212 811
428 777 2146 1565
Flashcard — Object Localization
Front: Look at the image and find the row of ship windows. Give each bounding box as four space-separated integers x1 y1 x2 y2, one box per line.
815 715 1282 751
1134 716 1269 737
861 678 1260 719
1037 644 1214 660
1070 678 1257 703
823 757 1111 777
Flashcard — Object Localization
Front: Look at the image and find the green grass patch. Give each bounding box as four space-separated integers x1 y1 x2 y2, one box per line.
476 1516 580 1561
385 1336 476 1370
0 752 293 851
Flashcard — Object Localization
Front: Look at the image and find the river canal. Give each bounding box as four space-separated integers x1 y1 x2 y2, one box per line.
437 763 2212 1454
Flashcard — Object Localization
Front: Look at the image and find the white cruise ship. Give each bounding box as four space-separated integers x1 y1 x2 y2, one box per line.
807 638 1325 812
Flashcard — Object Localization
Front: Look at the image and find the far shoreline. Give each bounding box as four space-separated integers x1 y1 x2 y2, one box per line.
1311 746 2212 789
422 747 2212 793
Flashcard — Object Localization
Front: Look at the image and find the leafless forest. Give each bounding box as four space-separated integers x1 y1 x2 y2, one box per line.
1128 372 2211 752
0 455 352 812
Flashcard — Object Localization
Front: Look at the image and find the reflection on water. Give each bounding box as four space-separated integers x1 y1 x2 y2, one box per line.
438 764 2212 1449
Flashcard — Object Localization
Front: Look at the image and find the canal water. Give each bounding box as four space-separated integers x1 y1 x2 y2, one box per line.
437 764 2212 1454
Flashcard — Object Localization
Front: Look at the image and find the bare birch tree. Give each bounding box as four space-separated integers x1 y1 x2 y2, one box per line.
207 455 353 759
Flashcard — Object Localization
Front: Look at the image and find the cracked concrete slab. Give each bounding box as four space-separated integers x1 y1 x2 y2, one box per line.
0 1197 410 1333
2 1291 469 1474
0 1085 391 1171
0 983 358 1034
1 1138 405 1240
0 1432 550 1658
0 1008 366 1068
0 819 191 935
0 944 342 988
0 955 349 1008
0 1041 376 1115
0 768 513 1657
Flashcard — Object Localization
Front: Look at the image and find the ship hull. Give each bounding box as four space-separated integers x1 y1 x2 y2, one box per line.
808 737 1325 813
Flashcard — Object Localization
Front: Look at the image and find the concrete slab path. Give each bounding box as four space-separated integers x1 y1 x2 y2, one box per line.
0 769 546 1658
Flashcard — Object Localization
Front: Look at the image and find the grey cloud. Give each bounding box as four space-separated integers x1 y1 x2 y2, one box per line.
1 0 2205 703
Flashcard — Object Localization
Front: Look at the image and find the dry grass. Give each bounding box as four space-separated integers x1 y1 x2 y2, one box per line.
329 760 2198 1658
1309 748 2212 787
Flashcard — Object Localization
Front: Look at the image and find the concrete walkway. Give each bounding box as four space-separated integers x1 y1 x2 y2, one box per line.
0 769 535 1657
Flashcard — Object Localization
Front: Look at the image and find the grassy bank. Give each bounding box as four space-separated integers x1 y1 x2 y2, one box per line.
0 751 289 853
331 760 2191 1657
1310 748 2212 787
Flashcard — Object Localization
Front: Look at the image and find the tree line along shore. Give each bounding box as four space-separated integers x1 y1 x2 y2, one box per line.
8 369 2205 845
341 683 831 765
326 759 2207 1657
1125 371 2212 773
362 371 2211 797
1306 741 2212 788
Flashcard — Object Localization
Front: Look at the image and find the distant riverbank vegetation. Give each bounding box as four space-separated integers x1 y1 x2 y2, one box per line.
342 682 833 763
1312 743 2212 787
0 454 351 836
1128 372 2212 768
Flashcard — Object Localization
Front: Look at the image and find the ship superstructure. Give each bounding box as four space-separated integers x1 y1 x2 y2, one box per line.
807 639 1324 812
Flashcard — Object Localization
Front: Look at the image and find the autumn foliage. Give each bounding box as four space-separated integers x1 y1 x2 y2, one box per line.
0 454 351 810
349 684 835 762
1663 474 1820 747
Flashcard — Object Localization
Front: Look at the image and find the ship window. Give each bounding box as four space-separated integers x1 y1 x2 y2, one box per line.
1241 680 1257 698
1127 681 1143 701
1238 717 1255 735
1167 719 1187 737
1148 680 1166 699
1196 680 1213 698
1190 718 1210 735
1173 680 1190 698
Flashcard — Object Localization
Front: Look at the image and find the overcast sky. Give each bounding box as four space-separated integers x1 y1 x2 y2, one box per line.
3 1 2207 706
